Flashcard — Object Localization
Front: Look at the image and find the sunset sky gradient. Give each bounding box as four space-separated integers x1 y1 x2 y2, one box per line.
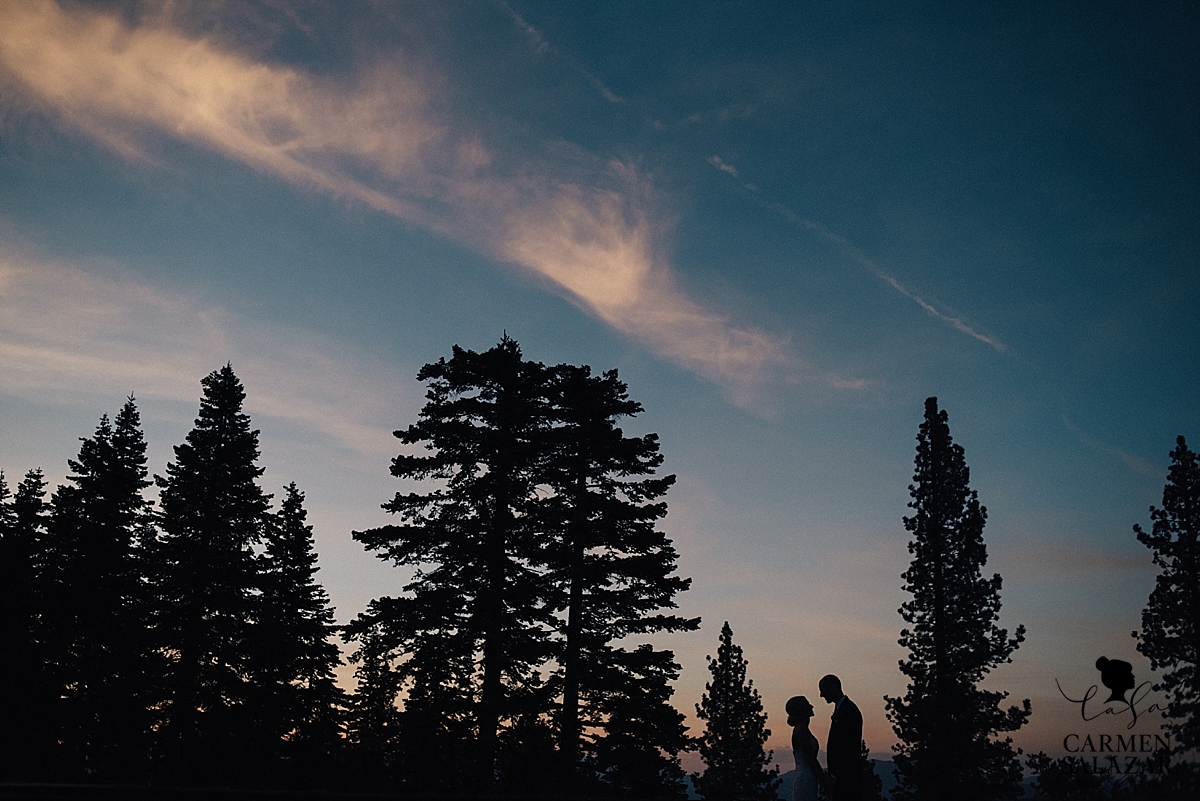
1 0 1197 768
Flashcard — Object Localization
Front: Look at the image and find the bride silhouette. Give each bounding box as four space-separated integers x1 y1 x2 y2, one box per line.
786 696 826 801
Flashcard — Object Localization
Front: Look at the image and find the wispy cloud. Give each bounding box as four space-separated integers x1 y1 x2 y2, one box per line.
995 539 1153 579
707 155 1008 353
0 249 415 460
0 0 808 405
580 68 624 104
1062 415 1163 479
651 101 757 132
707 154 739 178
493 0 622 103
495 0 549 57
497 171 811 401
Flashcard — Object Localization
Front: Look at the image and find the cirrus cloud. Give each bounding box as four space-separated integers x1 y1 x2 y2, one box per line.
0 248 416 460
0 0 838 407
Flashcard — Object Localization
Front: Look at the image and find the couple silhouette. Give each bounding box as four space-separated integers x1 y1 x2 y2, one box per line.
786 675 866 801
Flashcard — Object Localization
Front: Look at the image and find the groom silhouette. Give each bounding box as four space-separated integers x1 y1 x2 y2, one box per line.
820 674 864 801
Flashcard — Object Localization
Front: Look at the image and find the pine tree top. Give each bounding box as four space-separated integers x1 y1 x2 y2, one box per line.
886 397 1029 801
694 622 779 801
156 364 270 542
59 396 152 529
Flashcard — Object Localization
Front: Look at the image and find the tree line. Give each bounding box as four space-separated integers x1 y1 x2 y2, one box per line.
1 339 1197 799
0 367 346 789
0 340 699 796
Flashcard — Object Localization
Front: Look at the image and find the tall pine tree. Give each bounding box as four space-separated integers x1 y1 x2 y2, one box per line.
352 337 555 792
885 397 1029 801
151 365 272 783
257 482 345 781
0 469 57 780
0 471 19 779
1134 435 1200 754
542 363 696 794
45 398 156 780
693 622 779 801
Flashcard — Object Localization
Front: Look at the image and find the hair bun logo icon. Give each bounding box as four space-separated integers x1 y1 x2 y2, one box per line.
1095 656 1136 704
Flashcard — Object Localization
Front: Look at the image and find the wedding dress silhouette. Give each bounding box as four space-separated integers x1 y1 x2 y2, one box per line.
786 695 822 801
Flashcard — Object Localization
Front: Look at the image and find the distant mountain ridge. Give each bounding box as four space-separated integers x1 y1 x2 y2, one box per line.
777 760 898 799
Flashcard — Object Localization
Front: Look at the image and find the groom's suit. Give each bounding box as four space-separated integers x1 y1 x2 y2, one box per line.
826 695 864 800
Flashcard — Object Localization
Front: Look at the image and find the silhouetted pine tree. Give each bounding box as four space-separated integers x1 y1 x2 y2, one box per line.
353 337 555 793
542 363 696 794
1024 751 1123 799
343 614 404 791
593 642 692 799
885 397 1029 801
1134 435 1200 754
45 398 157 780
0 469 58 780
0 472 19 779
150 365 272 783
494 692 561 797
348 597 477 791
693 622 779 801
257 482 345 781
862 740 886 801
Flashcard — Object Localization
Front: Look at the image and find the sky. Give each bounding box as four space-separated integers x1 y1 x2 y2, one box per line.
1 0 1197 770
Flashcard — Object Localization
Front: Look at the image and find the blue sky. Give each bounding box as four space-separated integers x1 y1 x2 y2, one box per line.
1 0 1196 765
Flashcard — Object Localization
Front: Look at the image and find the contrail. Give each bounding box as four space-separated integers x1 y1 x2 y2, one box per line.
709 156 1008 353
495 0 623 103
1062 414 1162 479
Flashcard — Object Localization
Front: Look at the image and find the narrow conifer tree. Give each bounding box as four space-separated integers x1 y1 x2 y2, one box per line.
353 337 554 792
885 397 1029 801
343 614 404 790
693 622 780 801
151 365 272 782
0 469 57 780
258 483 345 777
0 472 19 779
862 740 886 801
1134 435 1200 754
45 398 156 780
